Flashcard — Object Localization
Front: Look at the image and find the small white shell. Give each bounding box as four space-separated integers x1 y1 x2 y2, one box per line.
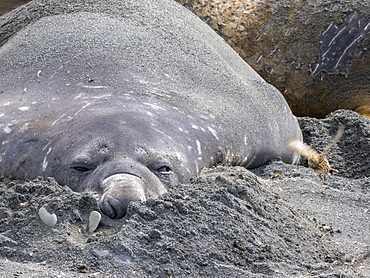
88 211 101 234
38 206 57 227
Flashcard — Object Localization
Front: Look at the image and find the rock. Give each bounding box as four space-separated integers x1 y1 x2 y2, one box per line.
88 211 101 234
38 206 57 227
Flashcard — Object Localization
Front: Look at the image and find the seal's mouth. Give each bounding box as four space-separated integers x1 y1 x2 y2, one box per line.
98 174 146 219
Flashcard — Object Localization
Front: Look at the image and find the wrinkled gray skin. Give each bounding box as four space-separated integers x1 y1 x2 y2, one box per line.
0 0 302 218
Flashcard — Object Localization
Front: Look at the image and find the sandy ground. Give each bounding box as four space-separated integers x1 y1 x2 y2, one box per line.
1 109 369 277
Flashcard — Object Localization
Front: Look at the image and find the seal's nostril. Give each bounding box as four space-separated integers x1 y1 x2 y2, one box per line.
100 196 118 219
99 195 130 219
99 174 147 219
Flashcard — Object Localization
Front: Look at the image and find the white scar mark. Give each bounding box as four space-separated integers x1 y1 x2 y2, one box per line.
328 26 346 47
196 140 202 156
152 127 166 136
192 125 199 130
74 103 91 116
81 85 108 89
256 55 263 63
4 124 13 134
152 127 175 142
322 26 346 57
143 102 166 111
311 63 319 74
42 160 48 171
335 33 368 69
178 127 189 134
52 113 67 126
19 106 29 111
92 94 112 99
0 113 4 117
147 111 154 117
42 141 52 151
42 147 53 171
20 123 30 132
322 22 333 36
207 126 219 140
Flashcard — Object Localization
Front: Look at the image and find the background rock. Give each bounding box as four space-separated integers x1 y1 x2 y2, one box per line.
0 0 30 16
176 0 370 117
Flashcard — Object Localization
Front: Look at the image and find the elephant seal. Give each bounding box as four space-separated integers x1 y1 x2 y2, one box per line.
176 0 370 118
0 0 301 218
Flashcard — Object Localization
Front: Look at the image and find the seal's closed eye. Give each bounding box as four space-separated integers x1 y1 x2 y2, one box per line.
72 166 91 172
70 162 96 173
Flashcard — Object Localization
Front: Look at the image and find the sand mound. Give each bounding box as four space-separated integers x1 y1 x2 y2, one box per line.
1 110 369 277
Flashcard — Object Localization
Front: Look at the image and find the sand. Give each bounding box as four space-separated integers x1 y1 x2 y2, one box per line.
1 110 369 277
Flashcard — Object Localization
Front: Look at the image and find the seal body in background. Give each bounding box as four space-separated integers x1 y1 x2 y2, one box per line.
176 0 370 118
0 0 301 218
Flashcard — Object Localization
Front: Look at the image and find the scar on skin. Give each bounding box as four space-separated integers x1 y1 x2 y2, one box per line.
311 11 370 76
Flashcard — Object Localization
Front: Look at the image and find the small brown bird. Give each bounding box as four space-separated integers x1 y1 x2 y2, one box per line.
289 124 344 180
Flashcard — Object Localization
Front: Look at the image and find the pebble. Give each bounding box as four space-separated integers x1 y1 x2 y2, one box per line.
38 206 57 227
91 249 110 258
88 211 101 233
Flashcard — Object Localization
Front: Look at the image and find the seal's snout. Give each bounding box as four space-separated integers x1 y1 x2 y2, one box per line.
99 174 146 219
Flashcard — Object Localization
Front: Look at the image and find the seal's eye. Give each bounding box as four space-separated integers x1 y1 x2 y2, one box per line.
157 166 172 175
72 166 91 172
